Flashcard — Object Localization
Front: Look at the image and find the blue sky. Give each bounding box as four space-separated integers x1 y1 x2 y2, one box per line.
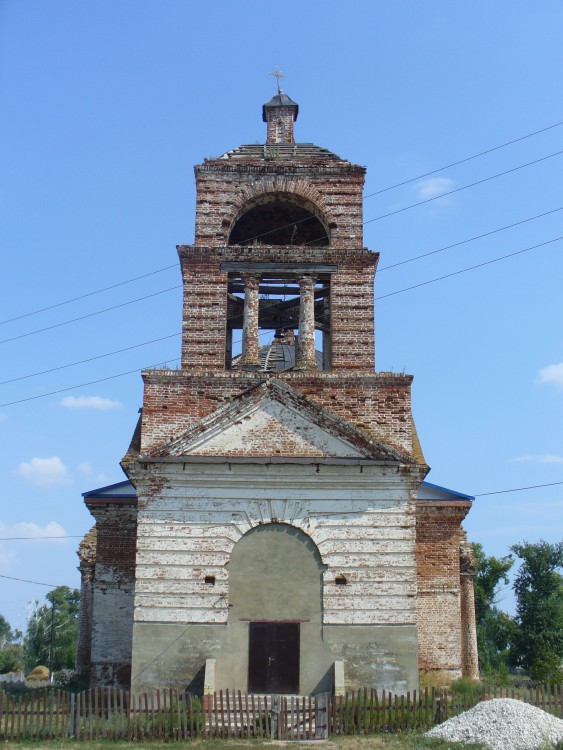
0 1 562 631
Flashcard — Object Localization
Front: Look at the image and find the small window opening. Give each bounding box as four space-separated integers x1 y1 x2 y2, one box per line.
335 575 347 586
204 575 216 585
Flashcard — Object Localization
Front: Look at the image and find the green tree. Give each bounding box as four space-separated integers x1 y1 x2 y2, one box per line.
0 614 15 649
472 543 515 675
510 540 563 684
23 586 80 672
0 614 23 673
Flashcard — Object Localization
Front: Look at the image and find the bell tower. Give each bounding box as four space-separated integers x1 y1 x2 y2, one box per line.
178 90 378 379
124 89 431 696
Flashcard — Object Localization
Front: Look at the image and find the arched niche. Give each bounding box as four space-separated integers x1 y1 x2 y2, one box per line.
227 523 325 623
227 193 330 246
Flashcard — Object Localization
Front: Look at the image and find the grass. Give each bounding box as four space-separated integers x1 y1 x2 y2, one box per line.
0 737 488 750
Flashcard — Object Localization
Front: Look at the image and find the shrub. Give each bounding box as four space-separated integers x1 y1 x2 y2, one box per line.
419 671 454 689
449 676 483 696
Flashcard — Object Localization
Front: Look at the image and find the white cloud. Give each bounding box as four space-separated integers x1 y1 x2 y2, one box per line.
77 461 93 474
0 520 68 573
0 520 68 543
514 454 563 464
16 456 72 486
59 395 122 410
536 363 563 389
0 546 15 569
416 177 455 200
0 413 7 422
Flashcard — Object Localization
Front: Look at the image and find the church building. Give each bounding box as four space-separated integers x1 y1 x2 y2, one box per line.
77 88 479 696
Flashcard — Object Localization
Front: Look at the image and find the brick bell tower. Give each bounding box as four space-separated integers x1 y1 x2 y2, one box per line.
116 87 473 697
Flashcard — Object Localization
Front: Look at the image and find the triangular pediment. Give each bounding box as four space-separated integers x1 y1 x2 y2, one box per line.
149 380 411 463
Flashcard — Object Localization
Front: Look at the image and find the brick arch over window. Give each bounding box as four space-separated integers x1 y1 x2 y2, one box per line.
224 180 336 246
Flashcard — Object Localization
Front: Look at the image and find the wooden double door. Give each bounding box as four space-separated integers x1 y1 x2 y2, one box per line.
248 622 300 694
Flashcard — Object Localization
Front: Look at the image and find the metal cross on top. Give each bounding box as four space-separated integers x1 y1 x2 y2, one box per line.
270 66 286 95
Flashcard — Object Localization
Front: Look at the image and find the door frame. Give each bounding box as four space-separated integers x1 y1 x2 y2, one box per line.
248 621 300 694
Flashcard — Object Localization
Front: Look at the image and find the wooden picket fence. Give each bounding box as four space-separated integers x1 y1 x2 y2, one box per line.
0 684 562 741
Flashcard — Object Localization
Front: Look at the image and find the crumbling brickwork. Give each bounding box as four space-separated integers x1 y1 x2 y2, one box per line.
194 153 365 249
81 89 477 692
179 246 377 371
415 501 471 678
139 370 416 458
76 526 96 676
86 501 137 689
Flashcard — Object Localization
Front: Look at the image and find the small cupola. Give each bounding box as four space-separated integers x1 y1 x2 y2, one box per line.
262 92 299 145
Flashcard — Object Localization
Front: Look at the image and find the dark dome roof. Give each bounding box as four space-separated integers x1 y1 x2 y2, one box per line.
232 341 323 373
262 93 299 122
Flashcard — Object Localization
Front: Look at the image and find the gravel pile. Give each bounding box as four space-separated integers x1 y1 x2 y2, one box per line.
425 698 563 750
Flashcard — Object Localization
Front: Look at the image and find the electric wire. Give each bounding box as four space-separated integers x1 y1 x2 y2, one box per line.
2 197 560 359
475 481 563 497
0 573 72 588
375 235 563 301
377 205 563 272
0 536 83 541
362 118 563 199
0 477 560 541
0 286 181 345
0 334 181 385
1 233 559 406
302 148 563 245
0 476 561 546
237 148 563 247
363 149 563 226
0 265 178 326
3 119 562 326
1 206 560 386
0 358 182 408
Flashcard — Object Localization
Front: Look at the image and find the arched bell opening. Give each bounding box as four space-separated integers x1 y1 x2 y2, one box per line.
227 193 330 246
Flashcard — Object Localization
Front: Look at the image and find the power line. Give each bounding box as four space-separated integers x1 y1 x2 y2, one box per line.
0 323 271 401
0 573 73 588
377 205 563 272
0 334 180 385
0 286 181 346
1 478 561 542
300 148 563 245
363 149 563 227
4 119 562 326
1 207 560 387
375 235 563 301
1 234 560 406
0 536 82 541
3 192 561 354
362 118 563 199
0 358 182 408
474 481 563 497
0 265 177 327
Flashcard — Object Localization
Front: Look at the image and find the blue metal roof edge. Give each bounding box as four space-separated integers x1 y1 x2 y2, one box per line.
83 479 474 502
421 480 475 501
82 480 135 498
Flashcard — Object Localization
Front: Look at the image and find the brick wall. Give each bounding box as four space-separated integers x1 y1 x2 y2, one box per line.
139 370 416 457
87 502 137 689
194 161 365 250
76 527 96 675
265 106 296 144
178 246 378 371
416 502 470 676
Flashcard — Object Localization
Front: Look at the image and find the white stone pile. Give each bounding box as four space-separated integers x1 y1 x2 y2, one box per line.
425 697 563 750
